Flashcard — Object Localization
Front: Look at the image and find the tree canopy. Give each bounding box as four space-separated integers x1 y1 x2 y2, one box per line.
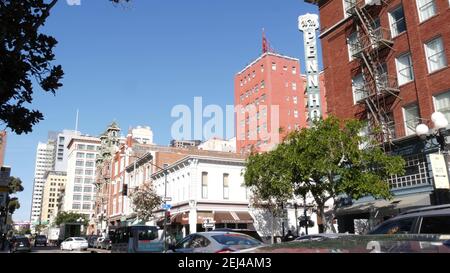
244 116 406 233
0 0 130 134
54 211 89 226
131 183 162 222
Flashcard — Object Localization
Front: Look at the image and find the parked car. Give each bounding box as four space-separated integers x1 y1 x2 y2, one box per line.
295 233 350 242
167 232 263 253
34 235 47 247
368 204 450 235
60 237 89 251
211 228 263 242
238 234 450 253
87 235 99 248
9 236 32 253
94 237 105 249
100 238 111 250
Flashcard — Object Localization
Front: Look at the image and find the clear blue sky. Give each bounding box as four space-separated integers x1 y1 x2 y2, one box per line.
5 0 321 222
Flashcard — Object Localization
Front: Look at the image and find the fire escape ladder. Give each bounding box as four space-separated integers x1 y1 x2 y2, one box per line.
351 0 397 148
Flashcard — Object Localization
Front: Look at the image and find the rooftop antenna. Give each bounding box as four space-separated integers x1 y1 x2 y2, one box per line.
262 28 268 54
262 28 275 54
75 109 79 132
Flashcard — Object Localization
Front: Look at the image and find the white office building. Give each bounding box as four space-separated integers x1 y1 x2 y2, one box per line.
63 136 101 220
30 141 56 226
54 130 81 172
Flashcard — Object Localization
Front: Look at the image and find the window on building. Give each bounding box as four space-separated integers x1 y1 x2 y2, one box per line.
87 145 95 151
83 195 91 201
403 104 420 136
352 73 367 103
82 204 91 210
425 37 447 73
343 0 356 17
201 172 208 199
433 91 450 125
272 62 277 71
85 169 93 176
72 204 81 210
416 0 436 22
85 161 94 167
293 96 298 105
261 81 265 89
395 53 414 85
86 153 95 159
223 174 229 200
389 5 407 37
75 169 83 175
261 65 264 72
73 195 81 201
347 31 359 60
76 160 84 167
292 66 297 74
77 144 86 150
84 187 92 193
75 177 83 184
76 152 84 158
283 66 288 71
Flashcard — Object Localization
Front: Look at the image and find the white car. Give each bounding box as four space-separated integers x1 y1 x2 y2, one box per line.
60 237 89 251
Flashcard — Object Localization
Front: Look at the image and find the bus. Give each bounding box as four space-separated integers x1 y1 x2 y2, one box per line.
110 225 164 253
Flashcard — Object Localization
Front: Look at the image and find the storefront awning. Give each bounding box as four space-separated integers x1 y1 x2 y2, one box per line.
214 211 254 224
335 193 431 216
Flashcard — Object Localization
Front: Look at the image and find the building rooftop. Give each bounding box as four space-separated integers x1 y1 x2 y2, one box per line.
236 52 299 76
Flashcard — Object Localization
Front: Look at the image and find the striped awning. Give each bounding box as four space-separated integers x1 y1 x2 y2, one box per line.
214 211 254 224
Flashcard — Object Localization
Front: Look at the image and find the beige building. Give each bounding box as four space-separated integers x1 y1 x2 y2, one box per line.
41 171 67 225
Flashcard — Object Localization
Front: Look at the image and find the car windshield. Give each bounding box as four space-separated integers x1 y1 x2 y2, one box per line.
74 238 86 241
212 234 261 246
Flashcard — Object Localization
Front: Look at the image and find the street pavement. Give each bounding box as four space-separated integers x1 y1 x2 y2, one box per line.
1 246 110 254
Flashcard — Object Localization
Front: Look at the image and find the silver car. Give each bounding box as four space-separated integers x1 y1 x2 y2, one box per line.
167 232 263 253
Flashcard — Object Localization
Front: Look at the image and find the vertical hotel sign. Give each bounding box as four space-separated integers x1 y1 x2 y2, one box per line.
298 13 322 126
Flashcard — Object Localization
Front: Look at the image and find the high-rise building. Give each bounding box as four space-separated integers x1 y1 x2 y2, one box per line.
305 0 450 231
30 141 56 226
54 130 81 172
41 171 67 225
63 135 101 223
234 50 327 154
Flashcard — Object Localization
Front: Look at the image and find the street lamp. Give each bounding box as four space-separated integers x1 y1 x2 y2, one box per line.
416 111 450 205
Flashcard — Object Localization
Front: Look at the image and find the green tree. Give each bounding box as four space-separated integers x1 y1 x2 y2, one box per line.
244 148 293 244
5 177 24 216
131 183 162 223
282 116 405 233
0 0 129 134
54 211 88 227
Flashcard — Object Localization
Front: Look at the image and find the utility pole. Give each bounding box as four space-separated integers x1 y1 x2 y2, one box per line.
163 170 168 252
304 194 308 235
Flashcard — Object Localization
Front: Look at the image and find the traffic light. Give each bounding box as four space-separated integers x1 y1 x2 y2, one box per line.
122 184 128 196
298 216 315 228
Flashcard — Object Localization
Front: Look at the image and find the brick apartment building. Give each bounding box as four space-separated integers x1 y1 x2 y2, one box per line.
0 131 6 167
235 49 326 154
305 0 450 232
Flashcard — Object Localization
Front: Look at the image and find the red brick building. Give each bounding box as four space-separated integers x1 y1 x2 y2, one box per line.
305 0 450 232
306 0 449 140
234 51 326 154
0 131 6 167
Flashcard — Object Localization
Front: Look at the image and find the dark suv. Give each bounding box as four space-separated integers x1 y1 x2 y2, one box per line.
369 205 450 236
34 235 48 247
